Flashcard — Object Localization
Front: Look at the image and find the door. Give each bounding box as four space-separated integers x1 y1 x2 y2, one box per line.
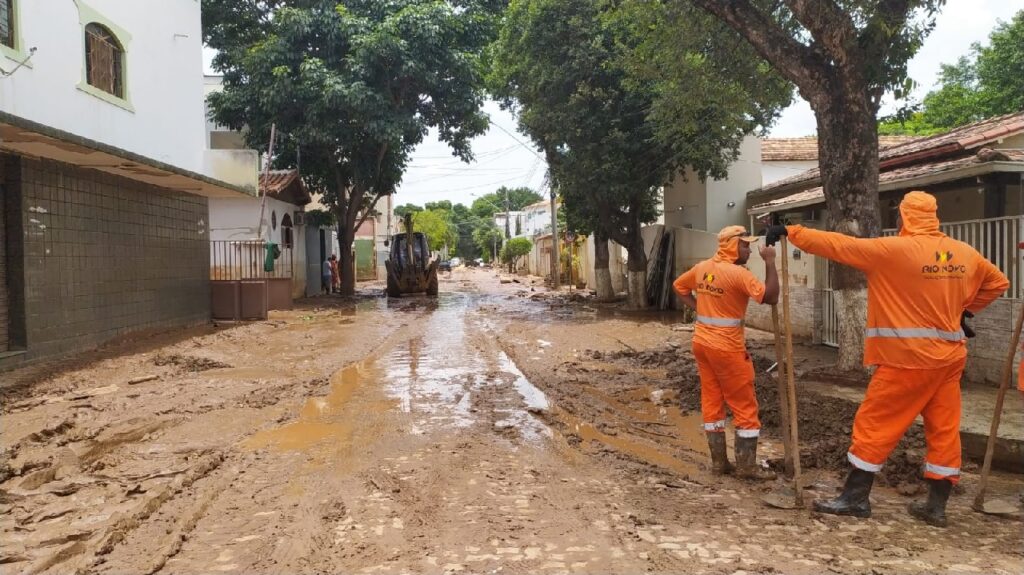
355 238 375 281
0 181 8 352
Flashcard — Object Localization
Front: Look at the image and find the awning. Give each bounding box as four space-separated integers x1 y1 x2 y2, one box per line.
748 151 1024 216
0 111 256 199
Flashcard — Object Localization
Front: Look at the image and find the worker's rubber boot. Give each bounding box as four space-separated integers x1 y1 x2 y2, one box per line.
908 478 952 527
706 432 734 476
734 434 776 480
813 468 874 518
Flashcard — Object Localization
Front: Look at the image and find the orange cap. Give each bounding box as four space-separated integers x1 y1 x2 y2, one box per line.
717 225 759 244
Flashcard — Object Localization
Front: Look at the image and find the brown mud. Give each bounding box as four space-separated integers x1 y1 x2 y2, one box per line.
0 269 1020 574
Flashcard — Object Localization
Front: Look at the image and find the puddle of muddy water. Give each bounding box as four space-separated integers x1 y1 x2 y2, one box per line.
244 292 556 453
243 364 365 453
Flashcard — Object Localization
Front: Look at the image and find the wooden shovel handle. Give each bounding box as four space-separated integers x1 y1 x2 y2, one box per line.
780 237 803 506
973 299 1024 508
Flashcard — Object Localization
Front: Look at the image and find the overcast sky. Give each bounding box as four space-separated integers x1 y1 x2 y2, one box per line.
205 1 1023 209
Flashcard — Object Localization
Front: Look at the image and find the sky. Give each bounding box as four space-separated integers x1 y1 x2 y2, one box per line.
205 0 1023 210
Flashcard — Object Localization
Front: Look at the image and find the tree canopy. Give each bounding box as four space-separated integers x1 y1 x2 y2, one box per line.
203 0 498 293
412 209 458 252
470 187 543 219
880 10 1024 136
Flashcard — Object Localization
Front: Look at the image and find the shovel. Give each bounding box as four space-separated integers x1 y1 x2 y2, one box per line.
763 236 804 510
973 243 1024 516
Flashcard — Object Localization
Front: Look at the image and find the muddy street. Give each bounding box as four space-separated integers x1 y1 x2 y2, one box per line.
1 270 1021 575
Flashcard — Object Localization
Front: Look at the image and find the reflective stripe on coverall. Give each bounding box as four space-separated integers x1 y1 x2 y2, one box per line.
673 228 766 436
786 191 1009 483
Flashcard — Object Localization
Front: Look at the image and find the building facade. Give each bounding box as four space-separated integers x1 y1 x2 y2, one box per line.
0 0 255 368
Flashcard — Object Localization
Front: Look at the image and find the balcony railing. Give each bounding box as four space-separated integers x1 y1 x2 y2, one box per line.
210 240 293 281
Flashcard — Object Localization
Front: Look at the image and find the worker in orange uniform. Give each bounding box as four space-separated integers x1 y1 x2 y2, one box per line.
765 191 1008 527
673 225 779 480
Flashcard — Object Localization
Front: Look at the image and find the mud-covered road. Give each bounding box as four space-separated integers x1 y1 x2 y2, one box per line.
1 269 1021 574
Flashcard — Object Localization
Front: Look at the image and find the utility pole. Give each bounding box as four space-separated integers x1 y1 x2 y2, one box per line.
505 188 513 273
548 184 560 289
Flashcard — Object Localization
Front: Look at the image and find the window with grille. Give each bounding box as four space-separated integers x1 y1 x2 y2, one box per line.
85 23 124 98
0 0 14 49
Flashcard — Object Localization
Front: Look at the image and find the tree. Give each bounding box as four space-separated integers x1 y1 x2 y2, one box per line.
501 237 533 271
473 222 504 262
425 200 453 212
412 209 457 253
204 0 495 295
394 203 425 218
491 0 672 307
450 203 482 260
492 0 789 307
880 10 1024 135
687 0 946 369
470 187 542 219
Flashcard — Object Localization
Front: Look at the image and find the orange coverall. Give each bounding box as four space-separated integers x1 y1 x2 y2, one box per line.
673 234 766 437
786 191 1008 483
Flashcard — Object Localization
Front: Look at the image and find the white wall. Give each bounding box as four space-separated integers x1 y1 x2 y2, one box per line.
705 136 762 232
663 136 761 232
761 160 818 187
0 0 208 175
209 196 308 298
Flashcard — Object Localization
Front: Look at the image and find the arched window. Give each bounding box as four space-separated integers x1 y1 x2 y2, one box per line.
281 213 294 249
85 23 124 98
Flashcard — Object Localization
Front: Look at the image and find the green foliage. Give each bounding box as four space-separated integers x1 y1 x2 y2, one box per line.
473 222 504 261
619 0 793 181
880 10 1024 135
489 0 668 259
500 236 533 269
425 200 453 212
393 203 424 218
304 208 336 228
203 0 499 291
412 209 458 253
470 187 543 218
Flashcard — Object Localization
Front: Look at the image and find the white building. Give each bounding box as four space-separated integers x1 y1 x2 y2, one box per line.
0 0 256 368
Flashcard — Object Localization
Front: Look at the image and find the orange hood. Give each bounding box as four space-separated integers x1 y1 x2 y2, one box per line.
712 225 758 263
713 236 740 263
899 191 942 237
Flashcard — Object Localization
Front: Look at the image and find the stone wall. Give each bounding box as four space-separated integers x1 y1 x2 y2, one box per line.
8 156 210 362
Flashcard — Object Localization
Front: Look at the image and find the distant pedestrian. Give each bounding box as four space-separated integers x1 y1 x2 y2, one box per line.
322 257 333 295
329 254 340 293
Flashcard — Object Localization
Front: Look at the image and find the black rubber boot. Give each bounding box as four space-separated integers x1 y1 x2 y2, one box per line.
706 432 734 476
908 478 952 527
813 468 874 518
734 434 776 480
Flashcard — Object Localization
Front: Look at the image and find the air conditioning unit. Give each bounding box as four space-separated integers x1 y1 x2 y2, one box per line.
293 211 306 226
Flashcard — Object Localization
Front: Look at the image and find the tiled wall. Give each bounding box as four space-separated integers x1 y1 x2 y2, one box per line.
9 156 210 361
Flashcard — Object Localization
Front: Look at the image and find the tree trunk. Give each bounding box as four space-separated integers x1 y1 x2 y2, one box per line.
337 224 356 296
625 233 648 310
593 232 615 302
814 94 882 371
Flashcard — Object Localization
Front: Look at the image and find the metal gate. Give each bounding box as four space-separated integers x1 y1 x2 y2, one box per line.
817 256 839 348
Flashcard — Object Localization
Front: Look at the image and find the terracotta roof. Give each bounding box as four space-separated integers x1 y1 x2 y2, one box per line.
761 136 914 161
260 169 311 206
750 149 1024 214
750 111 1024 198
